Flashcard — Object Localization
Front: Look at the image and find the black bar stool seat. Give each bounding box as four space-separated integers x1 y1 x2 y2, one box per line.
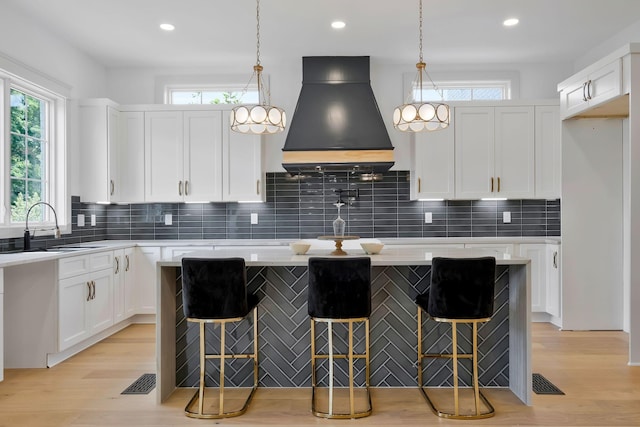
416 256 496 420
308 257 372 419
181 257 259 419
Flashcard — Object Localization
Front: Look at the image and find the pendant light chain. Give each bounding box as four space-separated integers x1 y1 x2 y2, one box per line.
256 0 261 66
418 0 423 64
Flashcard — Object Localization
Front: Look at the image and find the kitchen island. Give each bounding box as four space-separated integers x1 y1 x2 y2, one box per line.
155 245 531 405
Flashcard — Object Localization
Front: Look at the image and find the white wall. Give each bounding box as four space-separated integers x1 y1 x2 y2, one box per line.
575 18 640 71
0 1 108 199
107 59 572 173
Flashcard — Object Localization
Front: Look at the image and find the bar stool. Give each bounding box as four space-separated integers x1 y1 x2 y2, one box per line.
307 257 372 419
180 257 259 419
416 256 496 420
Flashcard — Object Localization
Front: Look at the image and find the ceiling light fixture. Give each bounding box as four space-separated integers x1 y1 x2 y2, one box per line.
230 0 286 134
159 23 175 31
331 21 346 29
393 0 449 132
503 18 519 27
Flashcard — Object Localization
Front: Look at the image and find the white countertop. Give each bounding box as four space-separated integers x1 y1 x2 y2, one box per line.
159 246 529 267
0 236 555 268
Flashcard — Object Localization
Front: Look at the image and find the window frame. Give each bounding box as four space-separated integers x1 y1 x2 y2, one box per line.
165 84 260 105
413 80 512 102
0 71 67 239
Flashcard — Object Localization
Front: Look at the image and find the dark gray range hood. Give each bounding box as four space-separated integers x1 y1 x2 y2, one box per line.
282 56 394 173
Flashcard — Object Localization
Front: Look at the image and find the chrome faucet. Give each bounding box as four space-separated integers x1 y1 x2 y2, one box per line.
24 201 61 251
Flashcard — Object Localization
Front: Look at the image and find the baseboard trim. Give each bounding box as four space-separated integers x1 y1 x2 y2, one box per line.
47 314 156 367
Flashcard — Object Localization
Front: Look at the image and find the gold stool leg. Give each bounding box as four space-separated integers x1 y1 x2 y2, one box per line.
418 317 496 420
328 320 334 416
199 322 205 416
219 322 226 416
348 320 355 417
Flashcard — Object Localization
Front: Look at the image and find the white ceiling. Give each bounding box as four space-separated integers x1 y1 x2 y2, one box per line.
7 0 640 68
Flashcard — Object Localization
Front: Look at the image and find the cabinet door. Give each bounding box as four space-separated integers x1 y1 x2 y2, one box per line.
136 247 161 314
535 106 561 199
222 111 263 202
89 269 114 335
79 103 111 203
123 248 137 317
560 78 588 119
145 111 184 202
412 120 455 200
59 274 91 351
455 107 494 199
494 106 535 199
183 111 223 202
588 59 622 109
546 244 561 318
519 244 546 313
113 250 125 322
117 111 145 202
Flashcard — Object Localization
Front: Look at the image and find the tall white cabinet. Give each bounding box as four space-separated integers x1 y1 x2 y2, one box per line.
455 106 534 199
411 117 455 200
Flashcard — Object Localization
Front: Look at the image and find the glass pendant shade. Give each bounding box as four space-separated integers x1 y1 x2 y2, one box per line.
230 0 286 135
230 104 286 134
393 101 449 131
393 0 449 133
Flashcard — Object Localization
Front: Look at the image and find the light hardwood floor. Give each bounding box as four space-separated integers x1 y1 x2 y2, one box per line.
0 323 639 426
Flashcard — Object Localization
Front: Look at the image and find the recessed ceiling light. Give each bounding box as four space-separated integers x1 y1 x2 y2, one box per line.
331 21 346 29
503 18 519 27
160 23 175 31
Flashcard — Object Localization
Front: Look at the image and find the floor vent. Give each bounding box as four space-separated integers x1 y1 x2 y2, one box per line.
121 373 156 395
532 373 564 395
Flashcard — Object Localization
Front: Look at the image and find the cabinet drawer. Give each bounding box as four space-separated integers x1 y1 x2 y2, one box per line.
90 251 114 271
59 255 91 279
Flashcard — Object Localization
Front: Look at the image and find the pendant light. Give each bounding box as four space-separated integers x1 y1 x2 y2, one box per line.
393 0 449 132
230 0 286 134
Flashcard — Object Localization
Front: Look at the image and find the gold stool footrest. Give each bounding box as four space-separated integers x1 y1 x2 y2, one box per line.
312 386 372 419
419 386 495 420
185 386 257 419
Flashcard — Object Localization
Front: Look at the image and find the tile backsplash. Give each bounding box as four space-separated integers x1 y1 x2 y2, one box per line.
0 171 560 252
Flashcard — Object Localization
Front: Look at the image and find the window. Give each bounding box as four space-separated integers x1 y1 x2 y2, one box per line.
414 81 510 102
9 88 49 222
0 70 67 237
168 87 259 105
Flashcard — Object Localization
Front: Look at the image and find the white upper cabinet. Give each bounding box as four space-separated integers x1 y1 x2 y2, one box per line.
222 111 264 202
411 114 455 200
79 100 118 203
116 112 145 202
455 106 534 199
535 106 561 199
144 111 184 202
559 58 622 119
454 107 494 199
494 106 535 199
183 111 223 202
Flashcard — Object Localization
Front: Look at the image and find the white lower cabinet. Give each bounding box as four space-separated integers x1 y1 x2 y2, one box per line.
546 244 561 318
519 244 547 312
58 252 115 351
58 267 114 351
137 247 161 314
0 269 4 382
114 248 136 322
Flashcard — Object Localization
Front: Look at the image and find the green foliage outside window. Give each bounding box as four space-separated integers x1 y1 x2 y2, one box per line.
10 89 47 222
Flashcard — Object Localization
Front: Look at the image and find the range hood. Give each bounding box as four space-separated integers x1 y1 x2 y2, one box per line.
282 56 394 173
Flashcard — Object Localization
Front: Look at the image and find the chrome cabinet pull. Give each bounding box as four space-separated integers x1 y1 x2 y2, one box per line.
125 254 130 272
497 177 501 192
92 281 96 300
110 180 114 196
185 180 190 196
491 177 494 192
87 282 92 301
178 181 183 196
587 79 593 100
582 81 588 102
418 177 422 193
115 256 120 274
553 251 558 269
